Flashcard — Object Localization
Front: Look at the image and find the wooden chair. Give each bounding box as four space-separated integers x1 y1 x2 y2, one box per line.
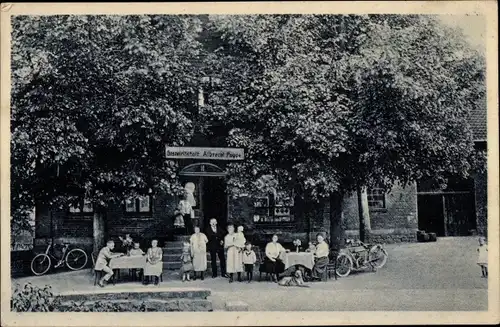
326 249 339 280
91 251 104 286
257 248 273 281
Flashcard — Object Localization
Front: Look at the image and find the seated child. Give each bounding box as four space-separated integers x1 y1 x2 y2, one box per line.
129 242 144 280
95 240 124 287
305 242 316 253
129 242 144 256
242 242 257 283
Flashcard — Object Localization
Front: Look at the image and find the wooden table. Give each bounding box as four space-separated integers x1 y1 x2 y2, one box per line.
283 252 315 270
109 255 146 284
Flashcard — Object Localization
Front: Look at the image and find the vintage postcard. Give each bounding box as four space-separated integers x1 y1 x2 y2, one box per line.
1 1 498 326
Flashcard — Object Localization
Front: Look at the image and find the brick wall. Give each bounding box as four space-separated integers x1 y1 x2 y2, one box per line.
106 193 178 245
227 195 310 247
342 183 418 243
33 182 419 250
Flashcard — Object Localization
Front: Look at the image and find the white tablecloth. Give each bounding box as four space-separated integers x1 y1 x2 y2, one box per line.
283 252 315 270
109 255 146 269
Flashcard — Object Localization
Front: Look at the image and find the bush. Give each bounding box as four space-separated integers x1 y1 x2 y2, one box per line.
11 283 149 312
11 283 60 312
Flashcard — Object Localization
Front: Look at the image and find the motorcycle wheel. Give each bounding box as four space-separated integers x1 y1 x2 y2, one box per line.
335 253 353 277
368 245 388 269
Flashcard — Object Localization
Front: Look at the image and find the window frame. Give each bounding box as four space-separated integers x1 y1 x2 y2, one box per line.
367 187 387 210
68 199 94 216
253 191 295 224
123 195 153 215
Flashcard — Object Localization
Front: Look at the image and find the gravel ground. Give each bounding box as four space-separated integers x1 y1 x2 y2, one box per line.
12 237 488 311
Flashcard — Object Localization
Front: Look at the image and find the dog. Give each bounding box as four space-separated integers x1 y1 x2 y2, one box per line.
278 269 310 287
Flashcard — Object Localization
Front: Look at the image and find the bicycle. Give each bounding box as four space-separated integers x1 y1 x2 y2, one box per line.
335 239 388 278
30 241 89 276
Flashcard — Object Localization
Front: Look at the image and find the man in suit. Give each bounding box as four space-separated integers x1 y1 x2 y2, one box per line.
206 218 227 278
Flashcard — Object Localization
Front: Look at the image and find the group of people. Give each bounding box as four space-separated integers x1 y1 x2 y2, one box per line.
94 218 334 287
181 218 332 284
182 219 257 283
95 235 163 287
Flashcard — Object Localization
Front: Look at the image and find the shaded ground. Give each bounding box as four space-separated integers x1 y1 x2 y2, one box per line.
12 237 487 311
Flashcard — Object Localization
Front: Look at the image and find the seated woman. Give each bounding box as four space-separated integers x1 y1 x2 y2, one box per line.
264 234 286 282
143 239 163 285
310 234 330 281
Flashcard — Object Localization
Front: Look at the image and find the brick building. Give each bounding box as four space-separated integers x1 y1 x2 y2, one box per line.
31 99 488 255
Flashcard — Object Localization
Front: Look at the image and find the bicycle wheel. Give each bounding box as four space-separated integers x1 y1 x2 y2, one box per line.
368 245 388 269
65 248 88 271
31 254 51 276
335 253 353 277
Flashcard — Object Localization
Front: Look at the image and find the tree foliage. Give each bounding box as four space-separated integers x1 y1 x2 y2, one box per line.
11 15 204 225
201 14 485 200
10 14 486 243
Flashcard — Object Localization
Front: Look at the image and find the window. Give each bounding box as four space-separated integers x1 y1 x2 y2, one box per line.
124 196 152 214
367 187 386 209
198 77 221 108
253 191 295 224
69 199 94 214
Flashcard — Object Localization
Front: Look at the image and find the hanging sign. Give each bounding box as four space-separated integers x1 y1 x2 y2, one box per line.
165 146 245 161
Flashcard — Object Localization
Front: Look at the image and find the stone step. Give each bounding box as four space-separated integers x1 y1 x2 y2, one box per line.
163 241 184 249
163 261 221 270
163 253 216 259
164 261 182 269
174 235 191 242
58 287 211 302
58 298 212 312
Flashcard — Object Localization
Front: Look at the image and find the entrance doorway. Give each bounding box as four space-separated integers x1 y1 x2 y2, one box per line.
418 195 445 236
178 163 228 233
417 193 477 237
417 176 477 237
202 176 227 229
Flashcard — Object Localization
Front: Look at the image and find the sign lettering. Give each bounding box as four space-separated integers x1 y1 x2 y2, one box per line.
165 146 245 161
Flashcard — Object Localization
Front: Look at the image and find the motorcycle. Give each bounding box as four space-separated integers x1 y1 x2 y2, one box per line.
335 239 388 277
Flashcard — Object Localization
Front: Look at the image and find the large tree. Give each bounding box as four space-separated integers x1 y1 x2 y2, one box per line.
201 14 485 246
11 15 203 251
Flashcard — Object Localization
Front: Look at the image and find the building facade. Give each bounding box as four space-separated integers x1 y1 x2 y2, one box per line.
31 94 488 253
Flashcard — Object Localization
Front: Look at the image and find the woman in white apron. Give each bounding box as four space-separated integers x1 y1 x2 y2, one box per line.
224 224 244 282
190 226 208 280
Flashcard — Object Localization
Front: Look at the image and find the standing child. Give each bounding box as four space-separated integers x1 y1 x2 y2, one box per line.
242 242 257 283
180 241 194 282
477 237 488 278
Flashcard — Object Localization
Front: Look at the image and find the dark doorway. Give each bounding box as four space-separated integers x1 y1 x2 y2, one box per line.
418 193 477 237
444 193 477 236
418 195 445 236
202 176 227 230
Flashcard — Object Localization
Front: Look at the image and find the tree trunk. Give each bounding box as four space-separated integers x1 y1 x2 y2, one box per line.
357 186 371 242
93 207 106 255
329 191 345 250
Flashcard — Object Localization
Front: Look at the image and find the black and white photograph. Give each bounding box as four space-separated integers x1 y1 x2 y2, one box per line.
1 1 498 326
